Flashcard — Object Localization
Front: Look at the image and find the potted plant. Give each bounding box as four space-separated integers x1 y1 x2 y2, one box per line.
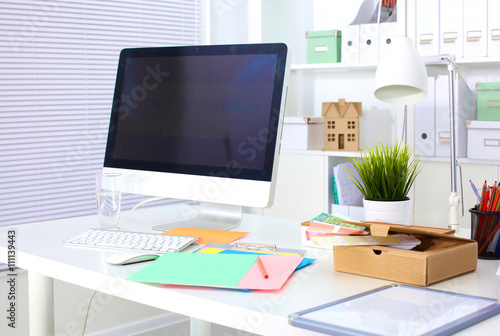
346 141 421 225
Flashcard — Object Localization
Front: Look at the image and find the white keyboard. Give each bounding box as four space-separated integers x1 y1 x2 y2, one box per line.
63 229 198 253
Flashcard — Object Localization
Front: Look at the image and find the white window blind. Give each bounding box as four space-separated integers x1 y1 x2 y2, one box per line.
0 0 204 226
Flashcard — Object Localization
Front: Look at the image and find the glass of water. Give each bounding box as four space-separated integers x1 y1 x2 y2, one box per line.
96 172 122 229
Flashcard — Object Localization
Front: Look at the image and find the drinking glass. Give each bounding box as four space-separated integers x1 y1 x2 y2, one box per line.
96 172 122 229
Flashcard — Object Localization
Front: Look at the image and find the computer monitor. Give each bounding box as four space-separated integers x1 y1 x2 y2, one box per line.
102 43 289 231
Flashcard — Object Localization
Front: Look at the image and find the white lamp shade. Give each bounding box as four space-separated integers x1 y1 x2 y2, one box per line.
374 36 428 105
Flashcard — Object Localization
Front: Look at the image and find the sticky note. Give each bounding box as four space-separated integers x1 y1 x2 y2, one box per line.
163 227 249 244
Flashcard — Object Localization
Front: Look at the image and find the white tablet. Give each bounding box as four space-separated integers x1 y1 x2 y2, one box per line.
289 284 500 336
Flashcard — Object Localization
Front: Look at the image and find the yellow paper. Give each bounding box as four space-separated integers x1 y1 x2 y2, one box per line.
199 247 225 254
163 227 249 244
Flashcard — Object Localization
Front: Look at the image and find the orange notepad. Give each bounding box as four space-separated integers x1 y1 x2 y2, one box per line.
162 227 249 244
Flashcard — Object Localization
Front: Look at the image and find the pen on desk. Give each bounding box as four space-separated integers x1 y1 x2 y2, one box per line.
469 180 481 203
257 257 269 279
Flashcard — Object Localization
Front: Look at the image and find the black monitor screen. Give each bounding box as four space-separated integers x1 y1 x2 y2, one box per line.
104 43 288 182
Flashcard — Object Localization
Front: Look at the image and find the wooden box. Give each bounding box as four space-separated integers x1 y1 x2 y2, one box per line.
334 223 478 286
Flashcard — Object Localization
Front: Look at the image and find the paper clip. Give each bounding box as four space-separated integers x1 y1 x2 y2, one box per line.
232 242 277 252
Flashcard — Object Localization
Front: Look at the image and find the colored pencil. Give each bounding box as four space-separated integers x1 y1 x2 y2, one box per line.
257 257 268 279
482 187 489 212
486 189 500 244
488 182 497 212
477 184 490 246
469 180 481 203
493 187 500 212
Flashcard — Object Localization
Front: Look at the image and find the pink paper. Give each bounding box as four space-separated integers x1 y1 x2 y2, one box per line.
236 255 303 290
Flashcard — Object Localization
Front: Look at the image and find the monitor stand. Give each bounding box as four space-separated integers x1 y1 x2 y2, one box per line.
152 202 243 232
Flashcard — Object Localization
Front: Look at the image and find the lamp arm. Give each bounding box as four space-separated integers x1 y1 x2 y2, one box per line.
441 55 458 69
422 54 457 69
447 63 460 232
449 192 460 233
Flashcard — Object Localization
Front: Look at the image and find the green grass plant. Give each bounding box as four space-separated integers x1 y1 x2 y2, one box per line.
346 141 421 200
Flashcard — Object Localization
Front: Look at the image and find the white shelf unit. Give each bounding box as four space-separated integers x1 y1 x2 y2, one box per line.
263 0 500 226
291 57 500 71
284 58 500 222
291 63 378 71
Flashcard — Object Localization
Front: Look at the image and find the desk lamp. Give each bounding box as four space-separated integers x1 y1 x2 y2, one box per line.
374 35 461 232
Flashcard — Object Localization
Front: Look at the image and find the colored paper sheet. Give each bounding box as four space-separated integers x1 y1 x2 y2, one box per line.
162 227 249 244
236 255 304 290
197 246 300 257
311 234 402 246
214 249 315 270
127 253 257 288
310 213 367 231
308 221 368 234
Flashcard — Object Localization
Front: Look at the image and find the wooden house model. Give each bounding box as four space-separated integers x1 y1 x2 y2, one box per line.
321 98 362 151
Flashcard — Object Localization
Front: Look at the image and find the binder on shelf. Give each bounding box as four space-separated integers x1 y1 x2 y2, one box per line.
439 0 463 58
416 0 440 56
341 25 360 63
488 0 500 57
378 22 398 60
377 0 397 58
463 0 487 58
359 23 379 63
414 77 436 157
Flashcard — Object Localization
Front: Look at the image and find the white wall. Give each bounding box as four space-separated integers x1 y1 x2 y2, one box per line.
414 162 499 229
264 153 326 221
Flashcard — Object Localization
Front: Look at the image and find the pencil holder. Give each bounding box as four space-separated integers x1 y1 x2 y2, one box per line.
469 206 500 259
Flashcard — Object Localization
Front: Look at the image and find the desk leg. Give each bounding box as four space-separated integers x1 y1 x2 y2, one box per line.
28 271 55 336
190 318 211 336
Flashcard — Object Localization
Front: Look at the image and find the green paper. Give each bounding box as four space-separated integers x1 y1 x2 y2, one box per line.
127 253 258 288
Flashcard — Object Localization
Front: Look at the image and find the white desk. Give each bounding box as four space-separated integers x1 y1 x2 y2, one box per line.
1 204 500 336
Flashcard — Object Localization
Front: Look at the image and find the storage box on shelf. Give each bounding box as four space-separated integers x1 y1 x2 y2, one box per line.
477 82 500 121
306 30 341 64
281 117 324 150
467 120 500 160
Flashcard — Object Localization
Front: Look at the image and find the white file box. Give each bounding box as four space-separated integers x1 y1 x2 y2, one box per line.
416 0 440 56
463 0 487 58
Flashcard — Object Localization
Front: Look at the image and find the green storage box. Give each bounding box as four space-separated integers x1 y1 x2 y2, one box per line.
306 30 341 64
477 82 500 121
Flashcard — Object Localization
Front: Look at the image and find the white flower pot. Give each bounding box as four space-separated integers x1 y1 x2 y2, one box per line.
363 198 412 225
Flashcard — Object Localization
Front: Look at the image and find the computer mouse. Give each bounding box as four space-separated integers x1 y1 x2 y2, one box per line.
106 251 161 265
